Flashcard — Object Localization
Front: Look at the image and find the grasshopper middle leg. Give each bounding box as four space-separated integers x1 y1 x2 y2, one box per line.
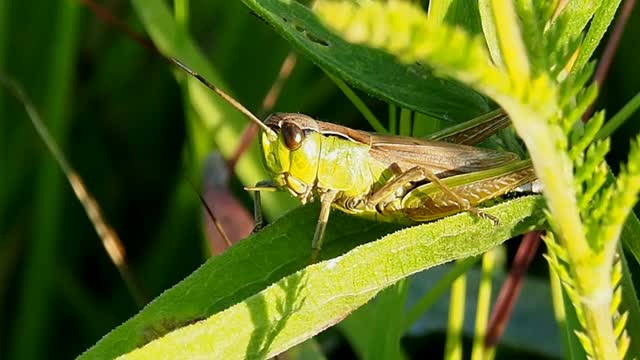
310 189 339 262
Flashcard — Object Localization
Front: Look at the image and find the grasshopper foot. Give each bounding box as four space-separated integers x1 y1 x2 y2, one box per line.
464 205 499 225
251 221 266 234
478 211 500 226
474 209 499 225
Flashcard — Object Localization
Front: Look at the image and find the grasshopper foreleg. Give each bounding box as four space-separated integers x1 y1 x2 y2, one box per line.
246 180 279 233
367 165 499 225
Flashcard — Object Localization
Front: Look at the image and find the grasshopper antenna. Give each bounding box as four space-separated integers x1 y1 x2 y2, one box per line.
77 0 267 250
166 58 278 141
228 52 298 171
184 176 233 250
77 0 278 141
0 73 148 307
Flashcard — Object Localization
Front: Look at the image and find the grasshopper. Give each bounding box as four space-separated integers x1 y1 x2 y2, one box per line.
170 59 536 259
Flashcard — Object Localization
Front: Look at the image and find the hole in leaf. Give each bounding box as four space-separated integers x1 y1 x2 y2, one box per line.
291 23 330 47
305 32 330 47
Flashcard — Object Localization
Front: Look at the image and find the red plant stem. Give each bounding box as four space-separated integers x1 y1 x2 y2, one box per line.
485 231 543 348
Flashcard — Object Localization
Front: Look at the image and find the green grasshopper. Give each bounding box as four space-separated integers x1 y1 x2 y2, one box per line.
170 59 536 259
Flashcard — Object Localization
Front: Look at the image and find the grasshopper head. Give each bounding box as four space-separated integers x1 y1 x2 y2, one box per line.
261 113 323 201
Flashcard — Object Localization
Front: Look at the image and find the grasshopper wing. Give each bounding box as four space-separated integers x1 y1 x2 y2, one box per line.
315 120 518 175
369 134 518 175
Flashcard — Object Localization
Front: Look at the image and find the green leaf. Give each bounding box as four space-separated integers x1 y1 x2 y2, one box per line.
573 0 624 73
338 280 409 360
513 0 548 74
314 0 555 113
559 278 590 360
478 0 504 67
547 0 600 58
80 195 544 359
489 0 531 88
622 212 640 267
429 0 482 36
619 250 640 358
240 0 490 122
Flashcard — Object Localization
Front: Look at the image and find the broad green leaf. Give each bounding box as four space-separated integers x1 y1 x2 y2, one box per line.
240 0 490 123
313 0 554 113
80 195 544 359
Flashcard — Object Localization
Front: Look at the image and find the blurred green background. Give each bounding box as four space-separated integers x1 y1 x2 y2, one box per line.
0 1 638 359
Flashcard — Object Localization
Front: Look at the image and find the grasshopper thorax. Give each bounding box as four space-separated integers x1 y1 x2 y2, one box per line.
261 113 323 203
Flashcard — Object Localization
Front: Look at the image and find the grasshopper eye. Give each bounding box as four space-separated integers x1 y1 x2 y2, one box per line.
282 122 305 151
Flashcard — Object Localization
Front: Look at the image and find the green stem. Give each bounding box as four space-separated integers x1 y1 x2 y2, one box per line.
325 71 387 133
576 273 618 358
471 250 495 360
444 260 467 360
490 0 530 83
478 0 504 68
388 104 397 134
399 108 412 136
9 2 81 359
174 0 189 28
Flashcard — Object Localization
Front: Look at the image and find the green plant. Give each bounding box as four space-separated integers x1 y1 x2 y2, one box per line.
3 0 640 359
312 0 640 358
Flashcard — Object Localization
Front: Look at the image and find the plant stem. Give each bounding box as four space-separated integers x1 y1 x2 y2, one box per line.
471 250 495 360
444 260 467 360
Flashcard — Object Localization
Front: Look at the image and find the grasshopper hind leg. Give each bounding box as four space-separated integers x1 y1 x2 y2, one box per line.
415 167 499 224
395 162 538 224
368 165 498 224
